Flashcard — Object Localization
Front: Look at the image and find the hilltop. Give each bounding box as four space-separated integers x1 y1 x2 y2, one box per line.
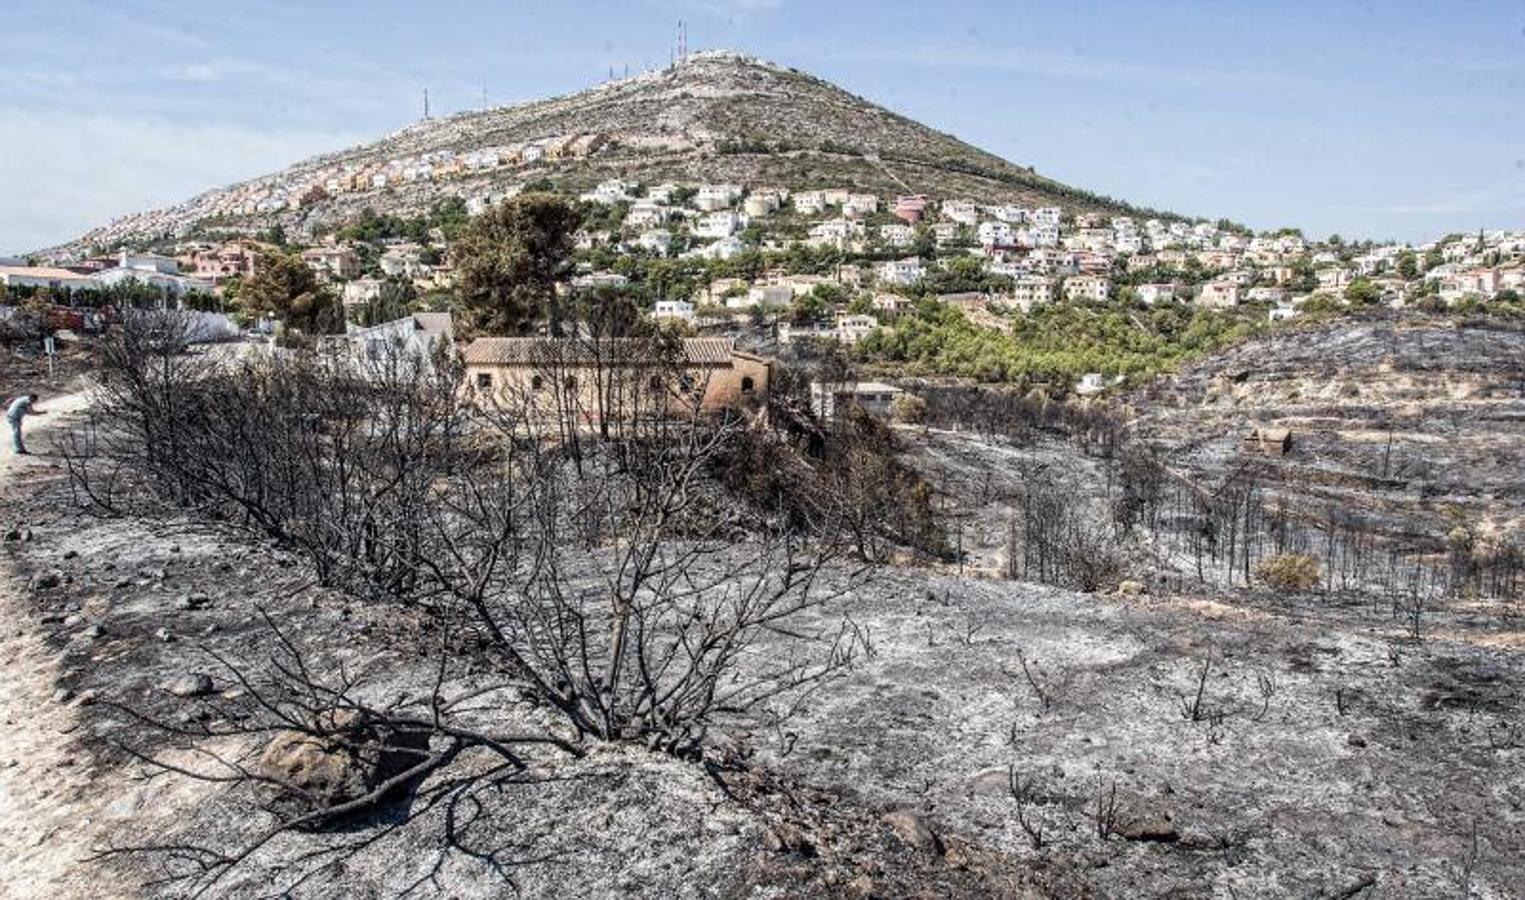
39 51 1171 258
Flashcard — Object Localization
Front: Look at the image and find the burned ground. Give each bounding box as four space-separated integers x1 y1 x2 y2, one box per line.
1126 317 1525 550
2 321 1523 899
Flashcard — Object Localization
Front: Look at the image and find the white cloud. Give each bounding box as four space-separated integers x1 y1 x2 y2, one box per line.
0 109 364 254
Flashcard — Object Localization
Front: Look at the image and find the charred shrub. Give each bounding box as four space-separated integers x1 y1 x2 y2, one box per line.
1257 553 1322 592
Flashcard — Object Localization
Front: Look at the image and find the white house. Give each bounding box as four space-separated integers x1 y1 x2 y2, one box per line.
626 202 670 228
694 210 747 239
942 199 979 226
582 179 636 204
878 224 915 247
793 191 826 215
684 236 746 261
1113 232 1144 255
342 312 453 365
342 277 387 307
694 184 742 211
1316 267 1352 291
118 251 181 275
843 193 879 217
810 381 902 420
654 299 695 322
1136 283 1176 305
1075 372 1107 395
1024 224 1062 247
835 313 879 345
807 218 864 250
1268 303 1299 322
93 266 214 297
743 285 793 309
877 257 924 286
635 229 673 254
977 221 1014 246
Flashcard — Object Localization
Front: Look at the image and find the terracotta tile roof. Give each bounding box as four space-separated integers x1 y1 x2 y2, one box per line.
0 265 95 280
462 336 736 367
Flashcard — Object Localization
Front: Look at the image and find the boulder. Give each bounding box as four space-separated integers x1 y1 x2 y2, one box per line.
882 809 943 855
1117 811 1178 843
1117 579 1147 597
164 673 214 698
256 710 431 823
258 731 373 810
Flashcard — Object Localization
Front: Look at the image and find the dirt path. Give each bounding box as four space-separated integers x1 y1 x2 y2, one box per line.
0 386 136 900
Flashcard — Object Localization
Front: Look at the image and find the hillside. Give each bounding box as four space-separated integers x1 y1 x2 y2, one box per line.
1127 316 1525 552
40 51 1169 259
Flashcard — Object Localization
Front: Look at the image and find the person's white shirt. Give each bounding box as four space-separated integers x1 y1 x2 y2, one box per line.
5 396 33 422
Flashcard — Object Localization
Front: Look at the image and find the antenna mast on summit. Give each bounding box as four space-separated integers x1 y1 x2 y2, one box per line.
422 88 431 120
677 20 687 65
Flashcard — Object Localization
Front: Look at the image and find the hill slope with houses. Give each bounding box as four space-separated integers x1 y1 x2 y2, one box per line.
34 51 1171 260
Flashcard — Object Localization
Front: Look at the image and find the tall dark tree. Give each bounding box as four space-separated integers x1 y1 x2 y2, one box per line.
452 193 582 336
242 254 342 334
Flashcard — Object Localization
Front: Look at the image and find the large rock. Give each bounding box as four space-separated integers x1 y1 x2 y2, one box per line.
163 673 214 697
258 731 373 810
1118 810 1178 843
256 710 431 823
881 809 943 855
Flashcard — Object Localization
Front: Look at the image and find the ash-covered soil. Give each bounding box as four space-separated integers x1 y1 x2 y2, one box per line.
1127 317 1525 548
2 385 1523 898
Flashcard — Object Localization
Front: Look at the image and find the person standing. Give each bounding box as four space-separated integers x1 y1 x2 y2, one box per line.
5 394 43 455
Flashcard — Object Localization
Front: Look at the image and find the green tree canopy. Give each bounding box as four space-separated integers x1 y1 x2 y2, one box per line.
451 193 582 336
1345 278 1381 306
242 254 342 334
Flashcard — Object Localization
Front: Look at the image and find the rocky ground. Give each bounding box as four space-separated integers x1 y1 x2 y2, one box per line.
1 378 1522 898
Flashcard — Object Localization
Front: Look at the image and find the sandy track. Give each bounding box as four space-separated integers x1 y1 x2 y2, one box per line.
0 386 137 900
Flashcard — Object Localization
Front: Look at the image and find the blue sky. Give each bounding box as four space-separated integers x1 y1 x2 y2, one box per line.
4 0 1524 253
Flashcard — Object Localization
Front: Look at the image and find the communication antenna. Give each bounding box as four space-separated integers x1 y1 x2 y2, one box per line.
422 88 431 120
481 86 488 111
677 20 687 64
